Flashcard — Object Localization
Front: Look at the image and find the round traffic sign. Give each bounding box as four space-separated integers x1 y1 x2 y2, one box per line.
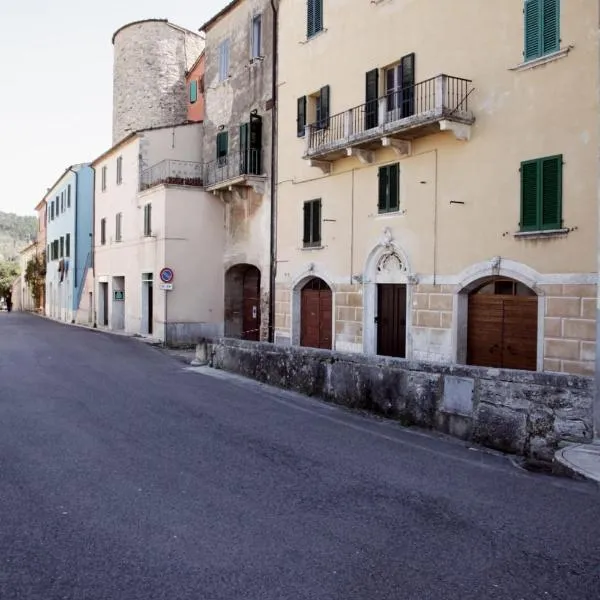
159 267 174 284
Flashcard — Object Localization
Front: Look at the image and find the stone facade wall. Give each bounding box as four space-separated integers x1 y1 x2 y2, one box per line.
204 338 594 462
541 284 596 376
335 284 363 353
112 20 204 144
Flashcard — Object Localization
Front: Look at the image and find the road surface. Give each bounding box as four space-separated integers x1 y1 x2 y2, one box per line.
1 312 599 599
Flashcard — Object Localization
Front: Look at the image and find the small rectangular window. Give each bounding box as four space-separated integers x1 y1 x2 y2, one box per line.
297 96 307 137
199 75 205 94
218 39 230 82
307 0 323 39
100 218 106 245
115 212 122 242
60 236 64 258
143 204 152 237
189 80 198 103
378 163 400 213
61 192 65 213
50 202 55 220
65 233 70 258
216 131 229 166
520 155 563 231
116 156 123 185
67 184 71 208
251 14 262 59
101 166 107 191
303 199 322 248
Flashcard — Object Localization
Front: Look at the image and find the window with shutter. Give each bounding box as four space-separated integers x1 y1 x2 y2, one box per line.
100 218 106 245
101 166 107 191
365 69 379 130
251 14 262 59
297 96 307 137
190 80 198 103
216 131 229 166
524 0 560 61
116 156 123 185
378 164 400 213
218 39 230 82
520 155 562 231
303 199 322 247
143 204 152 237
66 234 70 258
67 185 71 208
307 0 323 38
317 85 330 130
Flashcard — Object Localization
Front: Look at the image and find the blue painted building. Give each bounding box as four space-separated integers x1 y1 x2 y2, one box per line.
44 164 94 323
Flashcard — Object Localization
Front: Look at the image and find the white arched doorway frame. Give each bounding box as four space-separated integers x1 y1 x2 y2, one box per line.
454 257 545 371
363 234 417 357
290 267 336 348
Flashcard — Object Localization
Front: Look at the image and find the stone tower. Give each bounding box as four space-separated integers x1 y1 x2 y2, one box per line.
111 19 204 144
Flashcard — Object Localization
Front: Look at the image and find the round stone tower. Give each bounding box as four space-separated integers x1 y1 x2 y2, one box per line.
111 19 204 144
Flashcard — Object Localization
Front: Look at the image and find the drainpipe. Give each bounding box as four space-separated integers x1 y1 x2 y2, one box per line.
67 166 79 323
268 0 278 343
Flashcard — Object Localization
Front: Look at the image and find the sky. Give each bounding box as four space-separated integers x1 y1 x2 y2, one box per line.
0 0 229 216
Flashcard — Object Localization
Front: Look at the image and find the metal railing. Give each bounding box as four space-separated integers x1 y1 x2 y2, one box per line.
139 160 203 191
306 74 473 154
204 148 263 188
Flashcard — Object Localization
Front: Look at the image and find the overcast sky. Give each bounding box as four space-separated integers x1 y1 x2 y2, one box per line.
0 0 228 216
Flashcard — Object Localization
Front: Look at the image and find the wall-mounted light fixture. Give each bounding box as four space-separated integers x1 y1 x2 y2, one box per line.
218 125 225 131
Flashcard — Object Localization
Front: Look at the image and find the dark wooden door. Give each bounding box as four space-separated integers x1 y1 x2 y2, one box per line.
467 295 537 371
148 283 153 335
377 284 407 358
301 279 332 349
102 284 108 326
242 268 260 341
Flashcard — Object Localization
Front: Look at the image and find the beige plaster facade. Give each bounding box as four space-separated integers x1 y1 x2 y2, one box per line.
92 123 225 343
275 0 598 375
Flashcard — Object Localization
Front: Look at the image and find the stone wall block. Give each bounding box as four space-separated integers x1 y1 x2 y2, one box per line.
472 403 527 455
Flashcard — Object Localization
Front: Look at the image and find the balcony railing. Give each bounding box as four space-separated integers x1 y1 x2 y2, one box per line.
204 148 264 189
305 74 474 160
140 160 203 191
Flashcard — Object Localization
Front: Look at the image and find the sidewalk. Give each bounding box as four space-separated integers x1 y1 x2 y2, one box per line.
555 442 600 485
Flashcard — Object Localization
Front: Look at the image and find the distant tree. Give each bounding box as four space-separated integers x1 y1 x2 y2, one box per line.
25 251 46 309
0 260 19 298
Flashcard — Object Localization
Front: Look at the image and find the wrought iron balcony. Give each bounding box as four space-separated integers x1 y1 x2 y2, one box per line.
139 160 203 192
304 74 474 170
204 149 265 192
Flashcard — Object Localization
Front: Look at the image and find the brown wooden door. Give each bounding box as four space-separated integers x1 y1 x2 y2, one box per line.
467 295 537 371
242 268 260 341
377 284 407 358
301 279 332 349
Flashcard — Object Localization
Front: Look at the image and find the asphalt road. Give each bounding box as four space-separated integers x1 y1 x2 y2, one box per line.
1 312 599 600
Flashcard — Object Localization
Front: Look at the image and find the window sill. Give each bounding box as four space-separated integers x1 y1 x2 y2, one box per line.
375 209 406 218
514 228 569 240
301 244 324 251
509 46 572 72
303 29 327 44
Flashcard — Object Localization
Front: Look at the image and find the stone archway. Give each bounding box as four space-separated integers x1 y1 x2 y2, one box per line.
363 229 416 356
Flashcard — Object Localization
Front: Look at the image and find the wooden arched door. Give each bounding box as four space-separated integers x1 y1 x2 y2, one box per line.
300 278 332 350
467 278 537 370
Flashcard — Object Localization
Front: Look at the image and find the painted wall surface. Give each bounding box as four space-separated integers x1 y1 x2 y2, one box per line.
187 53 205 123
45 166 93 323
13 242 38 311
94 124 224 341
35 201 47 312
74 166 94 312
275 0 599 375
202 0 275 339
112 20 204 144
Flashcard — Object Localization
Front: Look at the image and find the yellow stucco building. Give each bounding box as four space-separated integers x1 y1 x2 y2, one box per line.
274 0 598 375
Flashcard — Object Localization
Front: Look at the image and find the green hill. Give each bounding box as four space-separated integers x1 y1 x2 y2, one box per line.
0 211 37 262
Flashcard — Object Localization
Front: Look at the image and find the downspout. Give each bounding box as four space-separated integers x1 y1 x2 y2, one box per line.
68 166 79 322
268 0 278 343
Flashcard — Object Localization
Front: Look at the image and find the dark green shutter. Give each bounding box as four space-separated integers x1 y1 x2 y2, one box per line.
66 234 70 258
216 132 228 159
297 96 307 137
303 202 311 244
365 69 379 129
313 200 321 244
307 0 322 38
314 0 323 34
378 166 389 212
400 53 415 118
520 160 539 230
319 85 330 129
240 123 249 174
541 155 562 229
389 164 399 211
524 0 541 60
542 0 560 55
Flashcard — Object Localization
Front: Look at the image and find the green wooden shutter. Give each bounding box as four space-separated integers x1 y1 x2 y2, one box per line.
389 164 399 211
319 85 330 129
313 200 322 244
400 53 415 118
378 166 389 212
303 202 311 244
540 155 562 229
520 160 539 230
297 96 307 137
524 0 541 60
190 80 198 103
314 0 323 34
307 0 315 37
365 69 379 129
542 0 560 55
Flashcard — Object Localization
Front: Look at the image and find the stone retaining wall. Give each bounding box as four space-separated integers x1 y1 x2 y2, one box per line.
203 338 594 462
